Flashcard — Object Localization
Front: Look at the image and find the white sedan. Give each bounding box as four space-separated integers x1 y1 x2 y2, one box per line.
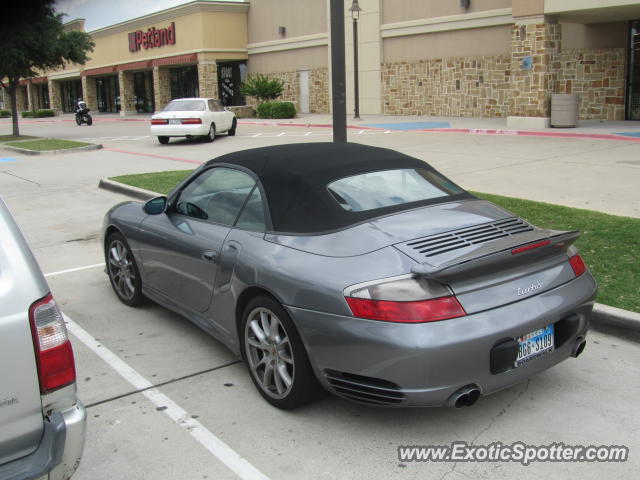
150 98 237 144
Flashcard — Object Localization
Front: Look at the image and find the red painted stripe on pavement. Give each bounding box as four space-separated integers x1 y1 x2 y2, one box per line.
416 127 640 142
104 147 203 164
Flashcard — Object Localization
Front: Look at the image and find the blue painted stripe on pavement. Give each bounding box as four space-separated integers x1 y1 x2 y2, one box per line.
613 132 640 138
0 158 16 162
362 121 451 131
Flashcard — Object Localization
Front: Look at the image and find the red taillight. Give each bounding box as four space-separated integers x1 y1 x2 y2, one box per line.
151 118 168 125
569 254 587 277
29 293 76 393
345 296 466 323
181 118 202 125
511 240 551 254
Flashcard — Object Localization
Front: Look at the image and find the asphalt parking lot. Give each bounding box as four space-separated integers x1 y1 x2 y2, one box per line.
1 116 639 479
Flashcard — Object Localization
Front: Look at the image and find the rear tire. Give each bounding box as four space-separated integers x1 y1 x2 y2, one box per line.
106 232 145 307
242 295 324 409
158 136 169 144
206 123 216 142
228 118 237 136
75 115 81 126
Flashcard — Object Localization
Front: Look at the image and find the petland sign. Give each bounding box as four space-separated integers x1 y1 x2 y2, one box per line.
128 22 176 52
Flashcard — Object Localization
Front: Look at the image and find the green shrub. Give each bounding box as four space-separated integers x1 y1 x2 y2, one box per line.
240 74 284 102
256 102 273 118
270 102 296 119
21 111 34 118
0 110 11 118
257 101 296 119
35 109 55 117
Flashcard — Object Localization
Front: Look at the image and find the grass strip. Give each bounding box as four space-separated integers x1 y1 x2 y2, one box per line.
5 138 92 151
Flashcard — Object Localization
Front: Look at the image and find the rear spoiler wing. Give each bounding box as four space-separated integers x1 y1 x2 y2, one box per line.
410 229 580 282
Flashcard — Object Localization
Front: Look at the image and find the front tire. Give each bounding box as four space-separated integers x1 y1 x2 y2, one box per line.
158 136 169 144
206 123 216 142
86 114 93 126
106 232 145 306
228 118 237 136
242 295 324 409
75 115 81 126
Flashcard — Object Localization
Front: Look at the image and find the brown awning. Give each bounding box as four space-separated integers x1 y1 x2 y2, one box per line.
117 60 153 72
152 53 198 67
82 66 118 76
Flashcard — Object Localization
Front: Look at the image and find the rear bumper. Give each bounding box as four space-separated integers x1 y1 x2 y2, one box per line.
289 272 597 407
150 124 209 137
0 401 86 480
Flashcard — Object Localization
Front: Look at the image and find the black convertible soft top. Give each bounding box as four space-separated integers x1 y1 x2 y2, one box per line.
205 143 472 234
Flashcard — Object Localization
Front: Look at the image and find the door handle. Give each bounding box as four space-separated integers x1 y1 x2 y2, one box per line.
201 250 218 263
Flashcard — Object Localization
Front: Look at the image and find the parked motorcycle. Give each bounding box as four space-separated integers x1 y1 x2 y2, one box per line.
75 100 93 126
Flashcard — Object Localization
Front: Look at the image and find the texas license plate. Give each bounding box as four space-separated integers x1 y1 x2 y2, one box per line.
515 324 554 367
169 119 181 125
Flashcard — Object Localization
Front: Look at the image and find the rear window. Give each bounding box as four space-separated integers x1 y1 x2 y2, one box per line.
163 100 206 112
327 168 464 212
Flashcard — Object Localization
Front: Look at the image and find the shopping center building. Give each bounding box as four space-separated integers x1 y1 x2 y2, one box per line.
4 0 640 126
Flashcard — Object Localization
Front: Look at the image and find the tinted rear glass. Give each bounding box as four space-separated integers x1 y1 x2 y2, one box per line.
327 168 464 212
163 100 206 112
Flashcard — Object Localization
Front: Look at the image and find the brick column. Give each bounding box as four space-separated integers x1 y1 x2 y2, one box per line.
48 80 62 113
118 71 136 116
153 66 171 112
15 86 27 112
26 83 37 111
81 76 98 111
198 61 218 99
508 18 561 129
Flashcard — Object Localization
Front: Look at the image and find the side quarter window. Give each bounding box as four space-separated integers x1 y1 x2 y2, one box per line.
208 99 216 111
235 185 267 231
175 168 255 226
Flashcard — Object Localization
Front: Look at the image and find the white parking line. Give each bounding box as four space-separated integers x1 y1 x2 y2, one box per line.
44 263 105 277
64 314 269 480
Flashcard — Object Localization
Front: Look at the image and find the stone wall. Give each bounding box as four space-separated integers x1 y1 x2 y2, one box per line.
509 22 561 118
48 80 62 112
198 61 219 99
81 76 98 112
557 48 625 120
153 67 171 112
245 68 329 114
309 67 329 113
382 56 512 117
119 71 136 115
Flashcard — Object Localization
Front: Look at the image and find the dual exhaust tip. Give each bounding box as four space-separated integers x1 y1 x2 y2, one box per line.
447 338 587 409
447 384 481 409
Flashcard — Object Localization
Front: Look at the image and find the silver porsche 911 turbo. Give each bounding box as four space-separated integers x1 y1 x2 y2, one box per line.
103 143 597 409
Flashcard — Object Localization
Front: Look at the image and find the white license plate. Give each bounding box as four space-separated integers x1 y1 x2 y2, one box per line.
169 119 181 125
515 324 554 367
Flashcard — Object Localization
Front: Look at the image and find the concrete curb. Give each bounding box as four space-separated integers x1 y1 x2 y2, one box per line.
98 178 640 341
591 304 640 341
3 143 103 155
98 178 160 201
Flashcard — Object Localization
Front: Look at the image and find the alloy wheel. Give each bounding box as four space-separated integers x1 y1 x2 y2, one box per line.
245 307 295 399
108 239 136 301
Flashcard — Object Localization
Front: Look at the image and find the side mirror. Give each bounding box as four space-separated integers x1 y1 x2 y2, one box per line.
143 196 168 215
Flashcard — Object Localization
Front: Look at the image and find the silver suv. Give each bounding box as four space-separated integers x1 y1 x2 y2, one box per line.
0 197 86 480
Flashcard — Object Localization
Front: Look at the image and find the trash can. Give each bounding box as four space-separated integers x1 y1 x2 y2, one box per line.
551 93 579 127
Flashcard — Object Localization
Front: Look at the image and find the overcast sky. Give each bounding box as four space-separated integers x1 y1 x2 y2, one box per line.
54 0 244 31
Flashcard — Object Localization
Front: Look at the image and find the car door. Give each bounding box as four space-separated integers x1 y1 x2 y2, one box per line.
137 167 257 313
210 99 231 131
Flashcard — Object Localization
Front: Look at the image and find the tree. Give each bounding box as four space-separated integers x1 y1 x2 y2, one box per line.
0 1 94 136
239 74 284 103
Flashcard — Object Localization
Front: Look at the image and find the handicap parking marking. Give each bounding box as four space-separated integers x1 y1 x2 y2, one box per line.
0 157 17 162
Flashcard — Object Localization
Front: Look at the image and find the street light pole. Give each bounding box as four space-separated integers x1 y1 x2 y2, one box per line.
330 0 347 143
349 0 362 120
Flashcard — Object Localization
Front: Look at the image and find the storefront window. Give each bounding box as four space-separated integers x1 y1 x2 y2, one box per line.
217 61 247 106
36 84 50 110
170 66 199 99
61 79 82 113
96 75 121 113
134 71 155 113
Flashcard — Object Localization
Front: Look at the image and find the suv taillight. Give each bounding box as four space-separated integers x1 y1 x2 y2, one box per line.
344 275 466 323
28 293 76 393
